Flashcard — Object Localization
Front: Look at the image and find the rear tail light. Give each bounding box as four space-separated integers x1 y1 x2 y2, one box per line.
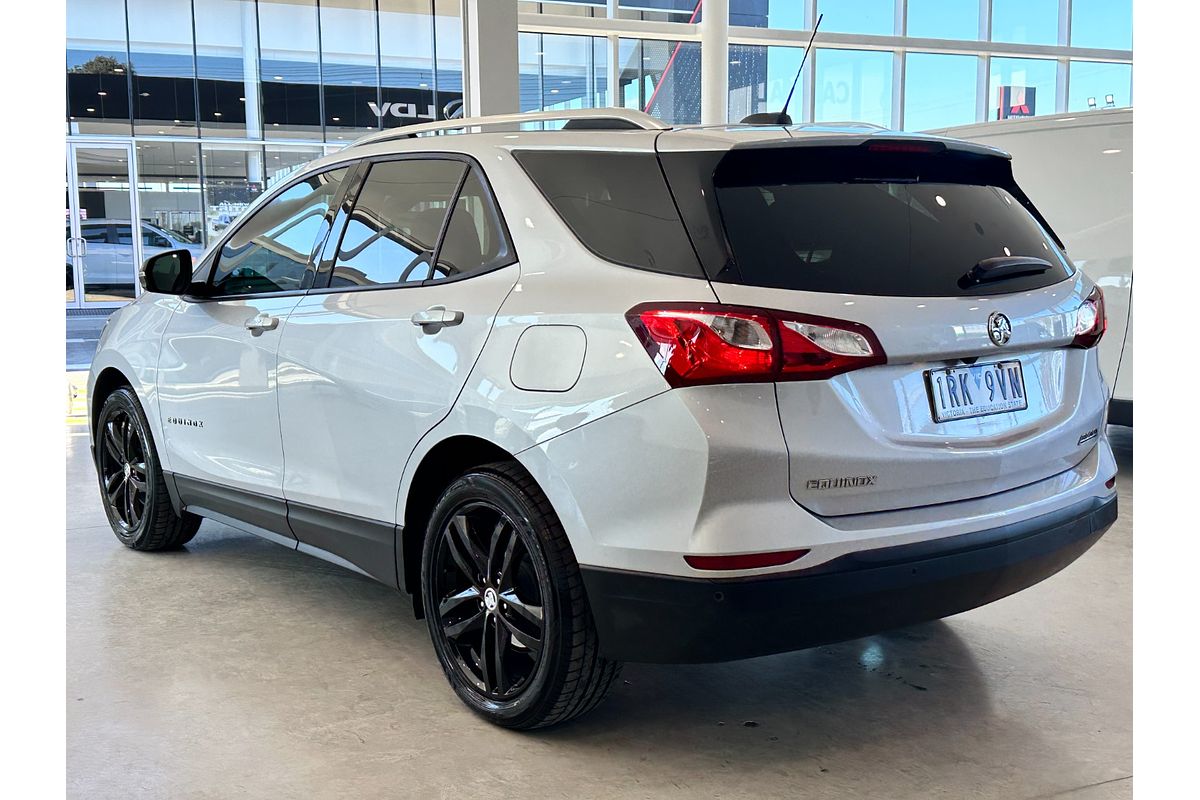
626 303 886 387
1071 285 1106 348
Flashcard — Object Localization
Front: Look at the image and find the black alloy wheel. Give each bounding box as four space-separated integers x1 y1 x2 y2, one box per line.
430 501 547 700
95 387 200 550
421 463 621 729
98 406 149 534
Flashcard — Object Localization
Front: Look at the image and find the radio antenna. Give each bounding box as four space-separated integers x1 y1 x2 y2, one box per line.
741 13 823 126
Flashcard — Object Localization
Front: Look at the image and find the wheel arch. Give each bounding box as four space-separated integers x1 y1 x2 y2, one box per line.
90 366 134 441
399 434 539 617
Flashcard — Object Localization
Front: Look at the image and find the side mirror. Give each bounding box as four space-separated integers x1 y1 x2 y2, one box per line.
140 249 193 295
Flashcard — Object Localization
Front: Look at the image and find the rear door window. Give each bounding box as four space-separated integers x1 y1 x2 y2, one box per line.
330 159 466 288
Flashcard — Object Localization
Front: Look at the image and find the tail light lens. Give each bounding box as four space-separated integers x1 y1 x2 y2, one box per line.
1071 285 1107 349
626 303 886 387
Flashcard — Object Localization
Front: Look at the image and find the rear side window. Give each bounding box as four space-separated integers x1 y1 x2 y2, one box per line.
431 170 513 281
514 150 704 278
331 159 465 288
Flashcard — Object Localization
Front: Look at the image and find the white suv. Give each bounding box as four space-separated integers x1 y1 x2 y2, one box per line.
88 109 1118 729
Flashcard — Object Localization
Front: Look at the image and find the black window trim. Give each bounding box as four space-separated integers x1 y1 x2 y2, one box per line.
305 150 519 296
185 157 362 303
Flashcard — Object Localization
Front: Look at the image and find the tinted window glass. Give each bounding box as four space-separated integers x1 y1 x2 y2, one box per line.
143 227 172 248
114 224 134 245
716 182 1072 297
513 150 702 277
432 170 512 281
211 167 347 295
331 159 465 288
80 225 109 244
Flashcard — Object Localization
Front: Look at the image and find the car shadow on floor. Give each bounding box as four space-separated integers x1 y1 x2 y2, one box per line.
89 519 996 772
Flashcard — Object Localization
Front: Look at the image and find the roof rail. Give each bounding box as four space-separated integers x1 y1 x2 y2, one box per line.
347 108 669 148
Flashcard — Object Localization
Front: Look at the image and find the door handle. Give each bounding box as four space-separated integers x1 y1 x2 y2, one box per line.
411 306 465 332
78 237 88 257
245 313 279 335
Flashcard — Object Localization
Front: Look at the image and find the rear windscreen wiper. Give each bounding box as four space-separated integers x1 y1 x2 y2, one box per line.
959 256 1053 289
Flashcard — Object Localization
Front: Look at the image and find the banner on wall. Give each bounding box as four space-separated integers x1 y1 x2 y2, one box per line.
997 85 1037 119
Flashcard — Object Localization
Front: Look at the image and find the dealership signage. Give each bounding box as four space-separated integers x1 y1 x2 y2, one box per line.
997 85 1036 120
368 101 439 121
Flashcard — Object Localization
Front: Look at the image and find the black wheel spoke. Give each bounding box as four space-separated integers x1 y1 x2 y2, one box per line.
122 418 134 461
499 590 543 627
449 515 487 580
497 609 542 655
444 609 484 641
493 619 508 695
104 421 123 461
486 519 507 582
439 586 481 618
105 475 124 505
479 614 493 692
498 531 519 587
130 461 147 477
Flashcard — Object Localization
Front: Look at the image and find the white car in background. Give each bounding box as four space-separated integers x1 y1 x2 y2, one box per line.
67 219 203 293
88 109 1119 729
931 109 1132 425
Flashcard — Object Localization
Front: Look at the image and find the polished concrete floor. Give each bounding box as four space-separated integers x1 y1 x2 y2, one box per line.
67 425 1132 800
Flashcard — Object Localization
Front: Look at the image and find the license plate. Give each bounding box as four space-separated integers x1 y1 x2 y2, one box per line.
925 360 1028 422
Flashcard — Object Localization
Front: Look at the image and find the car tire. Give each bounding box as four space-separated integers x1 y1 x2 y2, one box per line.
421 462 621 729
95 387 200 551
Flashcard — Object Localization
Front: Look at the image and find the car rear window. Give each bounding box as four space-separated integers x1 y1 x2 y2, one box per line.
717 181 1073 297
706 146 1074 297
513 150 705 278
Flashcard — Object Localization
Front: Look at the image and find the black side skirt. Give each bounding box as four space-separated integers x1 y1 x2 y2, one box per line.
169 473 401 589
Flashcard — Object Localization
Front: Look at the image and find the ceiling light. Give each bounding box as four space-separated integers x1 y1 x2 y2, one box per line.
729 60 741 65
86 107 95 112
419 83 428 88
273 75 284 80
332 116 340 121
1102 148 1121 154
239 96 246 101
114 67 124 73
550 89 559 94
97 91 107 96
139 91 150 97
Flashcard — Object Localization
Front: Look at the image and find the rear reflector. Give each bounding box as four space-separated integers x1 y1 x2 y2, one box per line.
626 303 886 387
1106 475 1117 489
1071 285 1107 348
684 549 810 571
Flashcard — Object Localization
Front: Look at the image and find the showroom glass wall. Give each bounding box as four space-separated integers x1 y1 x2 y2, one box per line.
519 0 1132 128
65 0 464 307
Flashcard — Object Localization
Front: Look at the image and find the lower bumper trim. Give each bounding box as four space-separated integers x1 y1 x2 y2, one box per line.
581 494 1118 664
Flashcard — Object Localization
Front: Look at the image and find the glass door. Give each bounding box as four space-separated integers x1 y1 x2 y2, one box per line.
66 142 140 308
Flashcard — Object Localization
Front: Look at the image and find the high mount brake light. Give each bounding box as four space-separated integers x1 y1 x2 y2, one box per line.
1071 285 1106 349
626 303 887 387
864 139 946 154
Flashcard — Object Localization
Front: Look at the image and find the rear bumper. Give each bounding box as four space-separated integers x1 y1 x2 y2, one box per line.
581 494 1118 664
